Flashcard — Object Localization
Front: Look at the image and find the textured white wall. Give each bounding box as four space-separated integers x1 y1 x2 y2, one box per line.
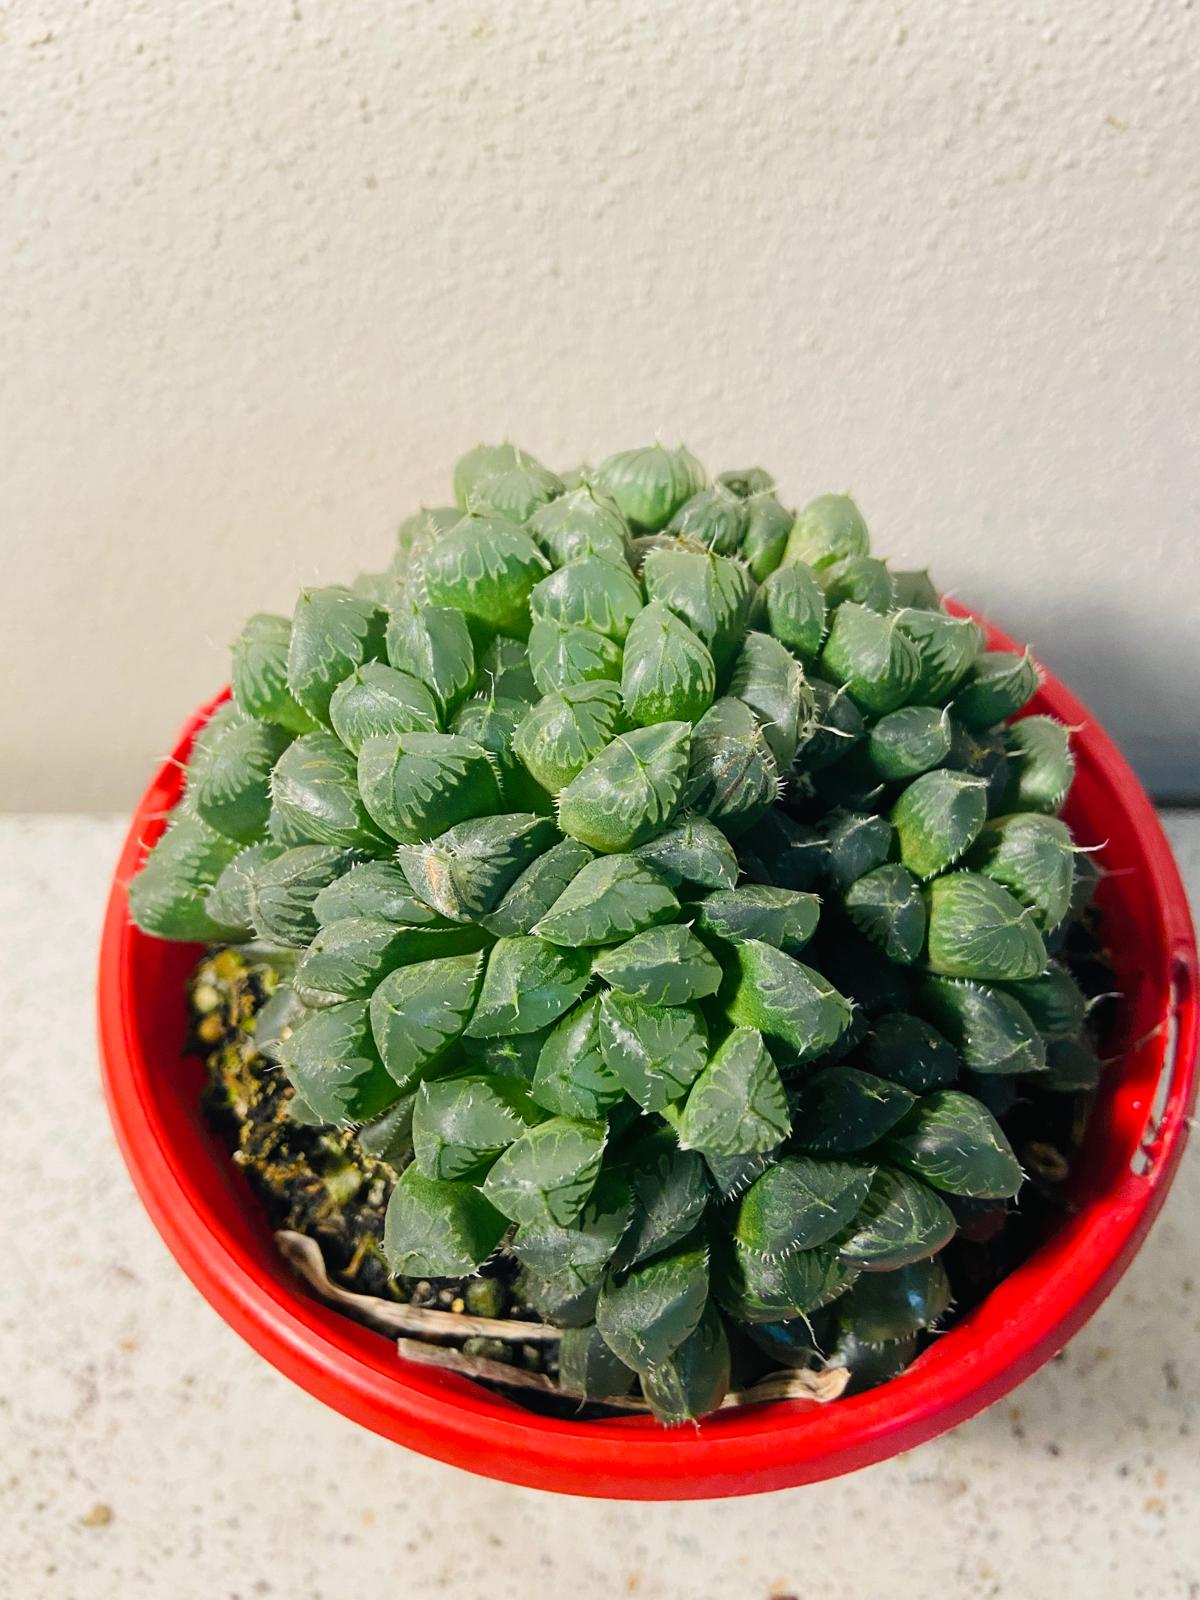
3 0 1198 808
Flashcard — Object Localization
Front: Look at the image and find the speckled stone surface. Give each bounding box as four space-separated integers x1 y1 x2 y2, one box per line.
2 814 1197 1600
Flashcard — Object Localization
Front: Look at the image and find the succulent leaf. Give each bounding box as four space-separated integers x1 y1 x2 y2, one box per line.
676 1027 790 1158
867 705 953 781
639 1305 731 1424
558 1324 637 1401
895 608 984 703
529 554 643 642
529 483 631 568
592 444 706 532
512 680 626 795
369 950 486 1089
396 813 559 922
556 722 691 853
1004 716 1075 814
694 885 820 954
480 838 595 937
667 483 748 555
527 617 623 695
422 514 550 637
275 999 401 1126
412 1074 547 1182
596 1244 710 1371
533 853 678 947
728 630 815 768
385 601 476 718
919 976 1047 1075
838 1256 951 1341
683 697 779 837
835 1166 957 1268
725 940 853 1064
128 811 244 942
231 613 318 734
845 863 927 964
792 1066 917 1153
954 650 1040 728
819 603 921 715
969 812 1075 930
886 1089 1023 1198
597 993 708 1112
294 915 487 1004
892 768 989 879
783 494 870 569
735 1157 875 1259
383 1165 507 1276
859 1012 961 1093
246 843 365 947
328 663 440 753
593 923 722 1006
753 561 827 663
271 732 390 853
716 1238 856 1323
357 731 502 844
312 859 445 926
739 491 794 582
465 449 564 524
925 871 1047 982
286 586 388 726
531 997 625 1119
463 935 592 1038
620 601 716 727
481 1115 608 1227
632 814 739 892
641 543 753 674
820 554 896 614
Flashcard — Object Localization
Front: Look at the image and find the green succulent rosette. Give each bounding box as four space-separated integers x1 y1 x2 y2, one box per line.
132 439 1103 1424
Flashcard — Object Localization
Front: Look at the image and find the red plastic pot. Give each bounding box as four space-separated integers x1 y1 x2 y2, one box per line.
98 609 1197 1498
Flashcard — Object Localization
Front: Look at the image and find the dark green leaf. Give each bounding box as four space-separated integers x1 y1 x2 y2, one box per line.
1000 964 1088 1037
728 631 815 768
192 716 292 844
919 976 1047 1074
464 936 592 1038
1042 1037 1104 1092
620 601 716 726
272 732 390 851
527 617 623 696
512 680 626 794
715 1237 857 1322
412 1074 546 1181
481 838 595 937
369 951 486 1089
739 491 793 581
383 1166 507 1276
724 940 853 1064
286 586 387 726
481 1116 608 1227
357 731 501 844
397 813 559 922
231 613 318 734
593 924 722 1006
558 1325 637 1401
892 768 988 879
328 662 440 753
954 650 1040 728
694 885 820 954
792 1067 917 1153
557 722 690 853
753 560 826 663
385 601 476 717
783 493 869 569
845 863 927 964
859 1012 961 1092
682 697 779 837
835 1166 957 1268
531 997 625 1120
247 844 364 946
275 999 401 1127
534 853 678 947
612 1132 711 1269
886 1089 1024 1198
820 554 895 613
969 812 1075 929
632 814 739 891
312 859 443 926
925 872 1047 981
597 993 708 1111
838 1256 952 1341
825 810 893 891
1004 717 1074 814
592 443 706 532
128 812 243 942
294 915 487 1004
676 1027 790 1158
895 608 984 703
639 1305 731 1424
735 1156 875 1258
596 1244 710 1371
819 603 921 715
867 705 953 781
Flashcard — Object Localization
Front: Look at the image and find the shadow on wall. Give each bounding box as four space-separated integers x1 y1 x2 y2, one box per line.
963 592 1198 804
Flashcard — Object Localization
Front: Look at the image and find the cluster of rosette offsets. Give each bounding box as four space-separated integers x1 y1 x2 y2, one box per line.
131 442 1102 1423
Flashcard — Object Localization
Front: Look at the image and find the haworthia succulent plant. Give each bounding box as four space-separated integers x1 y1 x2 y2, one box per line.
133 439 1103 1425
